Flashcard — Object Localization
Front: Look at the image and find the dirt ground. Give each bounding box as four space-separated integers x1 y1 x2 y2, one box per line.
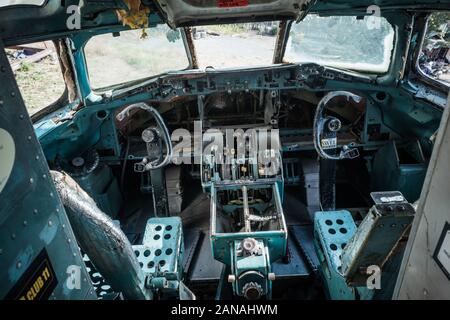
194 33 276 69
7 46 65 116
84 28 189 89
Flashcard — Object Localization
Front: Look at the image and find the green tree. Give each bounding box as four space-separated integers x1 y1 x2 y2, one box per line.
426 12 450 46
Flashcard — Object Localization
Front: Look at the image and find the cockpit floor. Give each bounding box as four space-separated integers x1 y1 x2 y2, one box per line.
119 184 321 299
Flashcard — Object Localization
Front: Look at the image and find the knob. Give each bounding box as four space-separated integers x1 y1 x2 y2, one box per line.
327 118 342 132
242 282 263 300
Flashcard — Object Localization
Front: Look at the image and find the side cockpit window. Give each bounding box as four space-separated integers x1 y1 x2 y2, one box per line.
6 41 66 116
418 12 450 87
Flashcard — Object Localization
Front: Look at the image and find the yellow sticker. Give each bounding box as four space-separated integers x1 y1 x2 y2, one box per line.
0 128 15 193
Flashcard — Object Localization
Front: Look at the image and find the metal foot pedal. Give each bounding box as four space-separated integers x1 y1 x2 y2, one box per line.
133 217 191 298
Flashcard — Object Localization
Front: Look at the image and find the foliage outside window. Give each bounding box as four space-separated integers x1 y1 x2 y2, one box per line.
284 15 395 73
84 26 189 89
418 12 450 86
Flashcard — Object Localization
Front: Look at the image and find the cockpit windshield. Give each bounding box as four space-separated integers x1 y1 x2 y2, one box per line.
0 0 44 8
192 23 278 69
84 25 189 89
284 15 395 73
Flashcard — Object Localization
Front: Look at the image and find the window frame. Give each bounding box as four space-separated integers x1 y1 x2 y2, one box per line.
82 26 194 92
414 12 450 92
6 39 69 122
190 22 281 70
280 14 397 76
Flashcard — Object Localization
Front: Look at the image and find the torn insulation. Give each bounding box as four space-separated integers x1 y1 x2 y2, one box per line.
116 0 151 38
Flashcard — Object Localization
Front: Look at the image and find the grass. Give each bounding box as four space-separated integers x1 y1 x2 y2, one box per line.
13 56 65 115
84 29 189 89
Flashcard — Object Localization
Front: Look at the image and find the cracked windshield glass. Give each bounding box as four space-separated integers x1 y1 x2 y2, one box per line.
193 22 278 69
285 15 395 73
84 25 189 89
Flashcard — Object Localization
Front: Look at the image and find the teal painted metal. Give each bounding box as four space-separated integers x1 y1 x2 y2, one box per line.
0 40 96 300
341 192 415 287
230 239 272 299
72 161 122 218
210 182 287 267
371 140 427 202
210 182 287 298
133 217 184 298
313 210 373 300
1 0 448 302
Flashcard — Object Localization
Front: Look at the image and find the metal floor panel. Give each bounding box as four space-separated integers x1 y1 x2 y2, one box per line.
290 225 320 272
182 228 202 277
120 182 317 283
272 232 312 278
188 230 224 282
